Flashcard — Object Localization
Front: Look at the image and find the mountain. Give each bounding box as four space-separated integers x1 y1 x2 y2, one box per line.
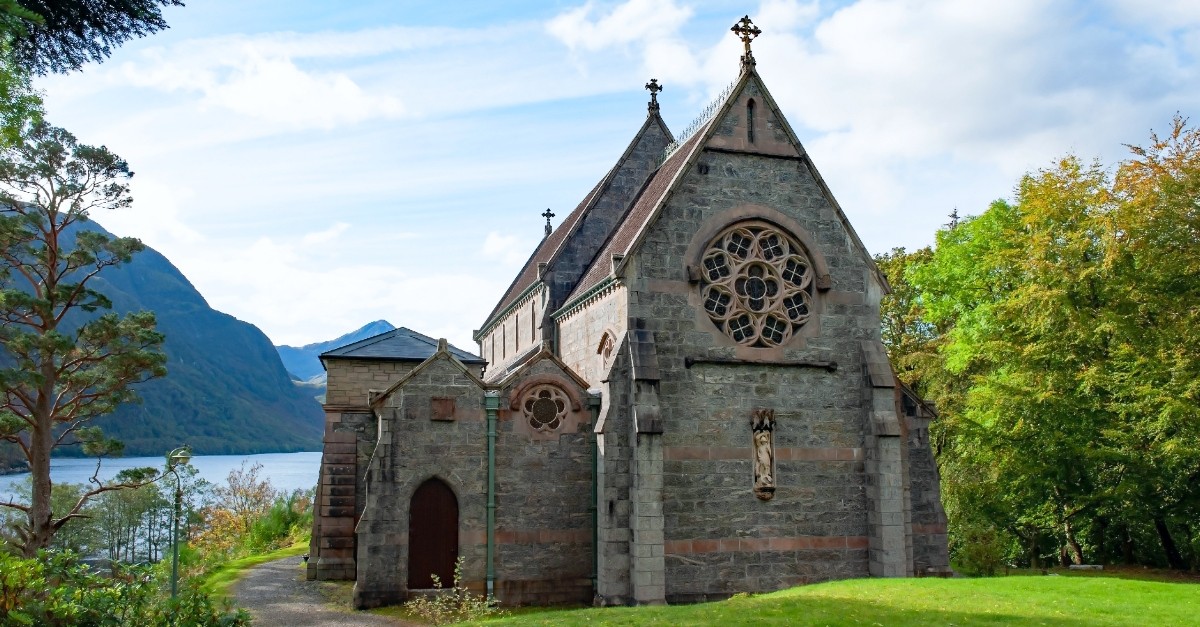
276 320 396 383
57 222 325 456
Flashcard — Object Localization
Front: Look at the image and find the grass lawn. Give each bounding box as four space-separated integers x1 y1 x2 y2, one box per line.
200 541 309 599
466 575 1198 626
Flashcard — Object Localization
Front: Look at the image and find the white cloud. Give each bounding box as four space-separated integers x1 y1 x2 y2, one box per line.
301 222 350 245
35 1 1200 350
546 0 693 52
482 231 536 268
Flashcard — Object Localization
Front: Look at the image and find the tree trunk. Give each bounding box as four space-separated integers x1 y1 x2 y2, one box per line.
1121 524 1135 565
24 367 57 557
1154 517 1186 570
1064 519 1084 565
1029 532 1040 569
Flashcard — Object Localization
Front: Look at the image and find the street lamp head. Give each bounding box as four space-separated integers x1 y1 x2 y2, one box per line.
167 446 192 470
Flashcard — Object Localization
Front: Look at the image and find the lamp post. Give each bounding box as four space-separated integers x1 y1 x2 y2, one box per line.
166 446 192 598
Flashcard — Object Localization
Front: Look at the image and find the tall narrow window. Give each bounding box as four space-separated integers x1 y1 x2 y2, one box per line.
515 313 520 349
531 303 537 342
747 99 756 143
502 325 507 358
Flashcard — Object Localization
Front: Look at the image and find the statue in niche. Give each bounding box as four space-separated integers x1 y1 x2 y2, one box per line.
751 408 775 500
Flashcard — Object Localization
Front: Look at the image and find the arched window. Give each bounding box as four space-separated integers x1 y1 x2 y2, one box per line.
747 99 756 144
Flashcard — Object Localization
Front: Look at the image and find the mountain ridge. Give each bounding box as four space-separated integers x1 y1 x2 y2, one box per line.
276 319 396 383
62 222 325 456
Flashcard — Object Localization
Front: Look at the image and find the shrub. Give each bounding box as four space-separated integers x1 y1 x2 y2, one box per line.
403 558 505 626
955 523 1008 577
0 550 249 626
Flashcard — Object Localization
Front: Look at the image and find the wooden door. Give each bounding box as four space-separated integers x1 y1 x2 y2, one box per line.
407 478 458 589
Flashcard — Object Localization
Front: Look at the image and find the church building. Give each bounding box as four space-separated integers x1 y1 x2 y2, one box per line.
307 17 950 609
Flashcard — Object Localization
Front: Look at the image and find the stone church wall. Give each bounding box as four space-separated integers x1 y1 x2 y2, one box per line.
310 358 418 582
353 356 488 608
492 357 595 605
480 288 543 379
324 359 418 408
621 79 886 601
556 285 628 387
594 337 633 604
905 412 950 573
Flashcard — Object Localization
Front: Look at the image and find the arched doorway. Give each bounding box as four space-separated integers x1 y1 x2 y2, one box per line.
407 478 458 589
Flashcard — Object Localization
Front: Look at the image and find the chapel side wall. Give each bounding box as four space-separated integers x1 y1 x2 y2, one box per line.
353 357 487 609
310 358 415 582
494 358 594 605
480 289 544 377
906 413 950 573
556 285 628 387
324 359 418 407
626 81 883 601
595 340 634 605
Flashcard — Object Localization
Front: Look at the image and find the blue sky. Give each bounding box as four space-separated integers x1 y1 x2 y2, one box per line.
34 0 1200 351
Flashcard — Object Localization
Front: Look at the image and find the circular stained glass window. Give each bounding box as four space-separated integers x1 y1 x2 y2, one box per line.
522 385 568 433
699 221 814 347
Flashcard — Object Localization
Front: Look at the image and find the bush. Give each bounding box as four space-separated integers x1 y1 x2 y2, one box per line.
243 490 312 553
954 523 1008 577
403 558 504 626
0 550 249 626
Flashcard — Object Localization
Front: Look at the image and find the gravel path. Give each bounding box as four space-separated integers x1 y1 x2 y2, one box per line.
231 555 415 626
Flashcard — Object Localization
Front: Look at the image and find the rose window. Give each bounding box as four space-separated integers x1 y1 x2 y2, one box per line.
700 221 814 347
522 385 568 433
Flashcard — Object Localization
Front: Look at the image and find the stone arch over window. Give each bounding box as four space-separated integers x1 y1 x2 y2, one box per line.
686 205 831 350
507 373 586 440
597 330 616 365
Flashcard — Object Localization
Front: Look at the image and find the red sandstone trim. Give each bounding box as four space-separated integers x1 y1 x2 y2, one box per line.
912 523 947 534
664 446 863 461
665 535 869 554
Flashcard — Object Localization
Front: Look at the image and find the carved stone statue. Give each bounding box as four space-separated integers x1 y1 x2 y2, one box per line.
751 408 775 500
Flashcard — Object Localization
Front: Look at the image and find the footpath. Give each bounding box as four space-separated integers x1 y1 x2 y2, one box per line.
231 555 414 626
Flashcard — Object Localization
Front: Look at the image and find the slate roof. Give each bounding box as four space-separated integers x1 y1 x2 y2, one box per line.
480 112 673 330
566 125 710 304
320 327 485 365
481 176 607 325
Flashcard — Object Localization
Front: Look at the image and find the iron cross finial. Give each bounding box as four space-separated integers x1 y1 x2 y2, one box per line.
645 78 663 113
731 15 761 68
542 208 555 237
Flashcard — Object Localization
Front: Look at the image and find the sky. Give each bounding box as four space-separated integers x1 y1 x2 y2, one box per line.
35 0 1200 352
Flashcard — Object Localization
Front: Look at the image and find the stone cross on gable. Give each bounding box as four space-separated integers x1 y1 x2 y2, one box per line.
645 78 662 113
731 15 761 68
542 208 555 237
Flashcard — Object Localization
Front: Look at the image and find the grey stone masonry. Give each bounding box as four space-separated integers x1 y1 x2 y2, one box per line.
325 53 950 611
353 353 487 609
595 333 634 605
862 340 913 577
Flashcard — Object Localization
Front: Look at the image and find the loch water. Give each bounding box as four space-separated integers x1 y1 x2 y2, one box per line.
0 451 321 503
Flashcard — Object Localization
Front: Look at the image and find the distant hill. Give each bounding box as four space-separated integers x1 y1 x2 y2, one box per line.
53 222 326 457
276 320 396 383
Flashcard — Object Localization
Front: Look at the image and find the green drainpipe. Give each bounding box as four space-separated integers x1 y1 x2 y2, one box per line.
587 390 602 597
485 390 500 599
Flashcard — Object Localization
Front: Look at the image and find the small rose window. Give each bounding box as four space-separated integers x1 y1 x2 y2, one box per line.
700 221 814 347
522 385 568 433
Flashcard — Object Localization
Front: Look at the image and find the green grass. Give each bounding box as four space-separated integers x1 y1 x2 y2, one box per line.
466 576 1199 626
200 541 309 599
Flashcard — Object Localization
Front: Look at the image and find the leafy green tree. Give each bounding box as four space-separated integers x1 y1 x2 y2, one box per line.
1 0 185 75
909 118 1200 569
0 120 166 556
